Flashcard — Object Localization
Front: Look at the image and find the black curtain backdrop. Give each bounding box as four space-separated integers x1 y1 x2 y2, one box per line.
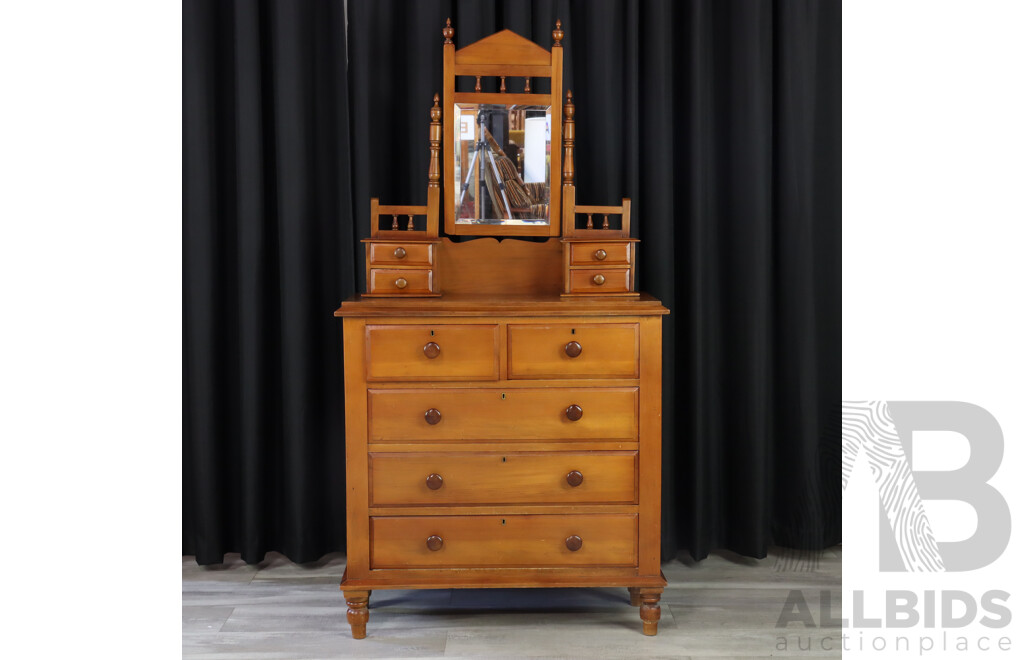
184 0 841 566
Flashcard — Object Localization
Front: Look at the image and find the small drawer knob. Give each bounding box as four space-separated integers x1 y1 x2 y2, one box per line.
592 274 606 286
566 470 584 487
426 473 443 490
393 247 407 259
424 408 442 425
565 535 583 552
594 249 607 261
564 341 582 358
426 535 444 551
565 404 583 421
423 341 441 359
395 277 408 289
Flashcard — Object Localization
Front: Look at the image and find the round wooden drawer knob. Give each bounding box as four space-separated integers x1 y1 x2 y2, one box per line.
564 341 582 358
426 473 443 490
393 247 407 259
565 404 583 421
566 470 584 487
426 535 444 551
592 274 606 286
565 535 583 552
424 408 442 425
423 341 441 359
594 249 607 261
395 277 408 289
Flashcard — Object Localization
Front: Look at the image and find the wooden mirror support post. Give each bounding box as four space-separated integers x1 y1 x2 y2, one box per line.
338 19 667 638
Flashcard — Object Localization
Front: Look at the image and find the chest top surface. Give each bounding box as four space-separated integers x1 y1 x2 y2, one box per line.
335 291 667 318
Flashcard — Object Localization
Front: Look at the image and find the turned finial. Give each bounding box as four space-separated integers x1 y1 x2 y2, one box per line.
430 93 441 121
443 18 454 44
552 19 563 47
564 90 575 119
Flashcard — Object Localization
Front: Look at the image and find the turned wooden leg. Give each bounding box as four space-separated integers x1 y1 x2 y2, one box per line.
628 587 642 607
639 588 663 636
344 590 370 639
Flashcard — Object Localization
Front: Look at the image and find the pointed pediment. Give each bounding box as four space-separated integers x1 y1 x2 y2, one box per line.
455 29 551 66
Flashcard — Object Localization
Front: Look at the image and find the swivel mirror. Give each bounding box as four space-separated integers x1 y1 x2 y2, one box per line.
442 23 563 236
453 102 552 227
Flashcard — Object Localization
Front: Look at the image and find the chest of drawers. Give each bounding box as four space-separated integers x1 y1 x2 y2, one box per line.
338 18 668 638
335 294 668 637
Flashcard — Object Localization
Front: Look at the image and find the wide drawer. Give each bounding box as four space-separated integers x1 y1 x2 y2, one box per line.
368 242 434 267
507 323 639 379
569 242 632 266
568 267 631 294
369 451 638 505
367 387 638 441
369 268 434 295
366 324 498 381
370 514 638 568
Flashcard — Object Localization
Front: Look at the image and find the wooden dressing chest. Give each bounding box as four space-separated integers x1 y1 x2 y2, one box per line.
335 20 668 638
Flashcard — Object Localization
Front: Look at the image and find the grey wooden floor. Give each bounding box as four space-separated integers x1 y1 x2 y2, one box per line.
183 546 841 659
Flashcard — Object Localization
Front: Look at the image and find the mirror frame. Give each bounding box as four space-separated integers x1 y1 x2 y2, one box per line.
443 27 563 237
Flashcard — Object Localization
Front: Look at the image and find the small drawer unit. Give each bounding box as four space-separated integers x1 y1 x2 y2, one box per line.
363 239 441 297
561 239 640 297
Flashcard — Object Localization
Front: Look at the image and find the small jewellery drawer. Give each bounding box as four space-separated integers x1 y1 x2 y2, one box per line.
568 268 631 294
367 387 638 441
366 324 499 381
369 514 638 568
368 242 434 267
369 268 434 295
569 242 632 266
507 323 639 379
369 451 638 505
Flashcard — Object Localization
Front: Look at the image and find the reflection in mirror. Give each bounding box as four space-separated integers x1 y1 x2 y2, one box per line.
454 103 551 226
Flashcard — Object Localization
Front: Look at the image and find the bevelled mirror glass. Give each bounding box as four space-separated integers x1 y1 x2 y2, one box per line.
453 103 551 226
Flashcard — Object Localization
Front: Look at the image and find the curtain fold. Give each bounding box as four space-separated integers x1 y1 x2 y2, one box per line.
183 0 841 565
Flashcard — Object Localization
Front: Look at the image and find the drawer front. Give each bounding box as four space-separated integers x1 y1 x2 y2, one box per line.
368 387 638 441
370 451 638 505
507 323 639 379
369 268 434 295
568 267 631 294
366 324 498 381
370 514 638 568
570 242 631 266
369 242 434 267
